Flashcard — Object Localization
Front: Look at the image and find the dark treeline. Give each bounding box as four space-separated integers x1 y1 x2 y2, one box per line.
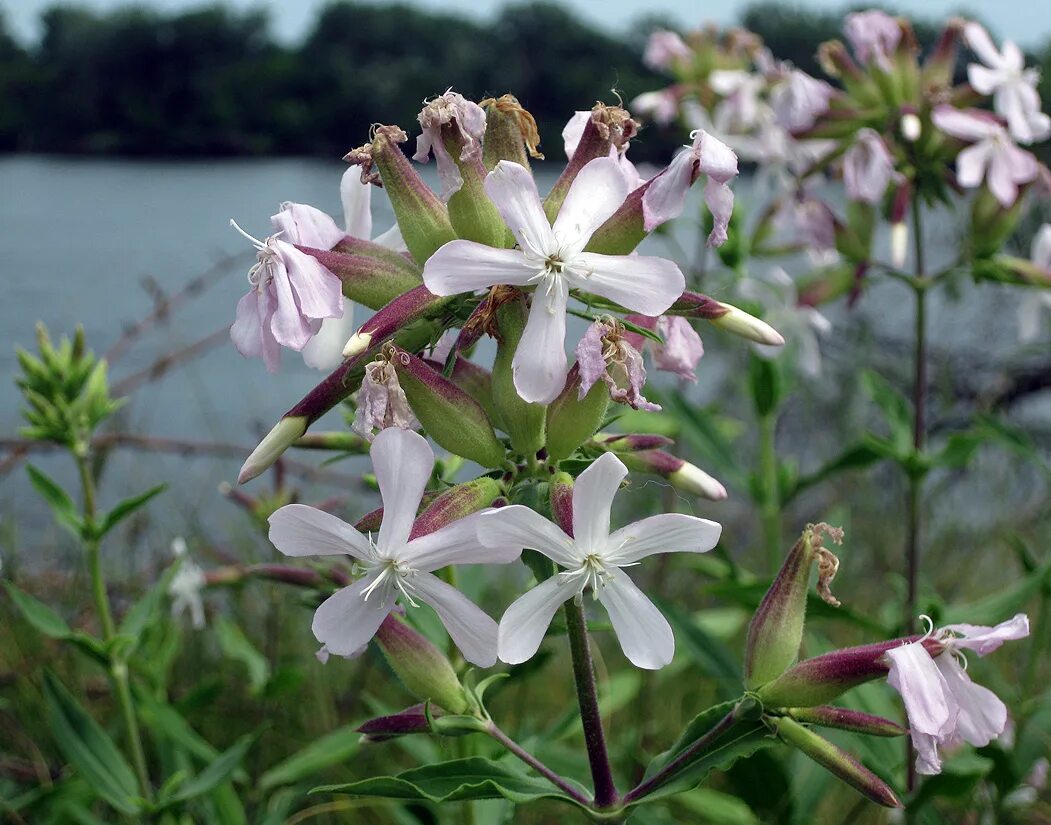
0 2 1047 161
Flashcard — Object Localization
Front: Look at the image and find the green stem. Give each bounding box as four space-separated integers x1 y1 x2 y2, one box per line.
758 411 781 573
75 454 152 802
563 596 618 809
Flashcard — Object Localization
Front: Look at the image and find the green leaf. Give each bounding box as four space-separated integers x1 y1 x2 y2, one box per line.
214 616 270 696
316 756 590 811
672 787 760 825
654 597 741 694
748 353 782 418
97 484 166 538
25 464 82 537
163 735 253 806
119 562 180 642
259 723 361 790
42 671 141 814
859 371 913 454
634 702 774 804
3 580 72 639
785 441 886 501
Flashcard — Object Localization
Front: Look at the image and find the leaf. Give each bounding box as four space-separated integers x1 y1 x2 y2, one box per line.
859 371 913 455
634 702 774 804
654 597 740 693
316 756 590 811
163 735 253 806
672 787 760 825
119 562 180 642
25 464 82 537
785 441 886 501
3 580 72 639
748 353 782 418
97 484 167 538
259 724 361 790
42 671 141 815
214 616 270 696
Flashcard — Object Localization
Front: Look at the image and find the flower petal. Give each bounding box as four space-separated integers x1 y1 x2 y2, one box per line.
956 141 993 189
498 574 579 664
642 149 695 231
476 505 579 567
932 105 999 142
605 513 722 566
423 241 537 295
371 428 434 553
412 572 499 667
943 613 1030 656
553 156 630 250
885 642 958 737
271 202 346 250
597 567 675 669
312 578 394 656
513 282 569 404
402 511 522 571
484 160 556 256
572 452 627 551
341 167 373 239
268 260 315 350
964 22 1005 70
231 290 264 359
277 241 344 321
936 656 1006 747
269 503 372 559
562 111 590 159
574 252 685 316
302 308 356 371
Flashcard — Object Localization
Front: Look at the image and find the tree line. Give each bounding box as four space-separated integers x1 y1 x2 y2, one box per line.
0 2 1047 161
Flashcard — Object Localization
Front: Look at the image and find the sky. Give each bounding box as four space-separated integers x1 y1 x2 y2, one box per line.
2 0 1047 47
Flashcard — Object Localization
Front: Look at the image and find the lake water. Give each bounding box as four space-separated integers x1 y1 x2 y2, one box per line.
1 155 1047 582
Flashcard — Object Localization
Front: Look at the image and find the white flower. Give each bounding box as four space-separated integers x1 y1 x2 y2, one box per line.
422 158 685 403
168 539 206 630
267 428 518 666
1019 224 1051 342
964 22 1051 145
480 452 722 669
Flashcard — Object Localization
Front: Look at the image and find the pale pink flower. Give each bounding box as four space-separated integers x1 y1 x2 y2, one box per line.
625 314 704 381
576 319 659 412
643 129 739 246
422 158 685 403
268 428 518 666
352 356 420 440
776 194 838 263
229 221 344 373
563 111 643 191
414 90 487 200
932 105 1039 207
709 70 767 133
844 10 901 69
631 89 680 126
886 614 1029 775
482 452 722 669
1019 224 1051 342
644 30 692 72
843 129 900 204
964 22 1051 145
770 69 834 132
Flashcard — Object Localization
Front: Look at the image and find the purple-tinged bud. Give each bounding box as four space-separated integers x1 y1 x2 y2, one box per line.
667 291 731 321
593 432 675 452
481 94 544 170
492 297 547 456
922 18 964 88
424 357 502 430
238 417 308 484
745 523 844 688
549 472 575 535
710 302 785 346
358 704 433 742
408 477 502 540
612 449 727 501
584 182 650 255
767 716 902 808
756 636 941 708
543 103 637 221
389 345 504 468
787 706 907 737
298 238 422 310
346 125 456 265
545 365 610 462
292 432 371 453
249 564 329 589
343 285 453 359
354 490 444 535
375 615 469 713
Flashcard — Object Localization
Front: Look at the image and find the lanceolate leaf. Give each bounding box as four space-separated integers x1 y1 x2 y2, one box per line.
259 724 361 790
3 581 73 639
163 735 253 806
97 484 167 538
25 464 82 537
315 756 591 811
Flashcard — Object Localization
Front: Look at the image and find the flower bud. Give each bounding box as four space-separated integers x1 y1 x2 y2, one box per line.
549 472 575 535
767 716 901 808
408 477 502 540
584 184 649 255
346 125 456 265
299 237 422 310
612 449 727 501
710 302 785 346
389 345 505 468
922 18 964 88
545 365 610 462
375 616 469 714
744 523 843 688
667 291 732 321
238 416 307 484
424 357 502 430
900 112 922 142
343 285 453 359
491 296 546 456
292 431 371 453
787 706 907 737
357 703 433 742
969 186 1025 261
481 94 543 170
592 433 675 452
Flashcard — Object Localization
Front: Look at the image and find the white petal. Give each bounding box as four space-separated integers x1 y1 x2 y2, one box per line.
476 506 579 568
605 513 722 566
913 729 944 776
340 167 373 239
987 147 1021 207
956 141 993 189
943 613 1030 656
967 64 1002 96
562 111 591 159
277 241 344 321
412 572 499 667
423 241 537 295
553 156 630 250
371 428 434 553
572 452 627 552
269 261 315 350
498 575 579 664
268 503 372 559
1032 224 1051 269
271 202 346 250
964 22 1005 70
574 252 685 316
231 290 264 359
302 308 356 371
484 160 556 256
642 149 695 230
373 222 407 253
937 656 1007 747
932 105 999 141
885 643 958 737
312 578 394 656
402 511 522 571
513 283 569 404
597 567 675 669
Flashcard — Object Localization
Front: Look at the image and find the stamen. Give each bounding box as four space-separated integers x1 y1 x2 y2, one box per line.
229 219 267 251
918 614 936 641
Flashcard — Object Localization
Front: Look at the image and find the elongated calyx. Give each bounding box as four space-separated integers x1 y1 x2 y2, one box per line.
375 615 469 714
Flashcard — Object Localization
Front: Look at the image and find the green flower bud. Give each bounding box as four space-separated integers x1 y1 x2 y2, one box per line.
481 95 543 170
549 471 575 535
545 365 609 462
787 706 906 738
408 477 503 540
491 295 546 456
299 236 422 309
375 615 469 714
744 523 843 688
425 357 503 431
238 416 308 484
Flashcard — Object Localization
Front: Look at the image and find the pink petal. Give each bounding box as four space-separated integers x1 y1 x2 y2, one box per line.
268 259 315 351
932 105 1000 141
597 567 675 669
605 513 722 565
423 241 537 295
412 572 499 667
956 141 994 189
512 284 569 404
484 160 556 255
498 575 580 664
704 179 735 247
271 202 345 250
943 613 1030 656
642 148 695 231
312 578 395 656
571 452 628 551
936 656 1007 747
654 316 703 379
371 428 434 553
575 252 685 316
231 290 264 359
276 241 344 322
553 156 630 248
575 321 610 399
885 642 958 737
